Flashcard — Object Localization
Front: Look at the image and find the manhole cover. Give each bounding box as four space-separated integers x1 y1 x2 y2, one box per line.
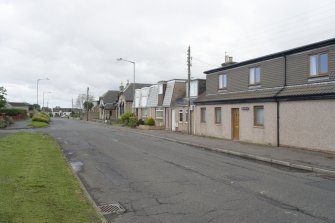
98 203 125 215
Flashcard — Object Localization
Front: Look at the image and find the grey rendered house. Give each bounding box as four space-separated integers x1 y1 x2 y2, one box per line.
163 79 187 130
118 83 152 117
99 90 119 121
174 79 206 133
194 38 335 153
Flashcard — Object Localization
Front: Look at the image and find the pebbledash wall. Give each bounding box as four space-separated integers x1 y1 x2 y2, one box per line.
280 100 335 152
194 103 277 145
194 38 335 153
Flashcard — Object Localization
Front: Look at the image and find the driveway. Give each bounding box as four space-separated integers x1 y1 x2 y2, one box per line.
40 119 335 223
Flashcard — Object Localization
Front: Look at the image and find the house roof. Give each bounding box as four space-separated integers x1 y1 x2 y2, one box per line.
104 103 117 110
195 88 282 104
163 80 187 107
205 37 335 74
8 102 32 107
101 90 119 104
194 81 335 104
175 97 198 106
162 81 175 107
147 85 159 107
123 83 152 102
277 81 335 98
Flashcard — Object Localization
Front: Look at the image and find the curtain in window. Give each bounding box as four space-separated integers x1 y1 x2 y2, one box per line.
310 55 318 76
256 108 264 125
249 68 255 84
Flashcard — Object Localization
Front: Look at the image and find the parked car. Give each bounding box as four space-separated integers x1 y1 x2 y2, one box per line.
61 114 69 119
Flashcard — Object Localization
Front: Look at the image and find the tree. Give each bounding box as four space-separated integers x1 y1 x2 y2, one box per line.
0 86 7 109
83 101 94 111
76 94 94 109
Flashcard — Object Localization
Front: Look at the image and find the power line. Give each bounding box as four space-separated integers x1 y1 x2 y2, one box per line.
192 56 217 67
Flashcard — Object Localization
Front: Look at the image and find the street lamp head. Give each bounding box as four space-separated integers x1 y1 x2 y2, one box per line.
117 58 123 61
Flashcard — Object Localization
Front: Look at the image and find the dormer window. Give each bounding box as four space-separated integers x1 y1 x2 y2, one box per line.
309 53 328 77
219 74 227 89
249 67 261 85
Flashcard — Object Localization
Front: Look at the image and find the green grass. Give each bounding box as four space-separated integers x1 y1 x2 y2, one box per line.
29 121 49 128
0 133 101 223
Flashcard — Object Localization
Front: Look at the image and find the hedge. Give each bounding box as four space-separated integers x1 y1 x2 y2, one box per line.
32 112 51 124
0 108 26 116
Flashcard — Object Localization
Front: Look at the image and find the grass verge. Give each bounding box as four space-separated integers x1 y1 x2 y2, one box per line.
0 133 101 223
29 121 49 128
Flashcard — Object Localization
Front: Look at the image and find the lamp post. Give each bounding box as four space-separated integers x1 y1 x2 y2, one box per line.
42 91 52 109
37 78 50 109
117 58 135 112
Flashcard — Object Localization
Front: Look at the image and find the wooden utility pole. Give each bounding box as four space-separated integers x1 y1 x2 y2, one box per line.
86 87 89 121
187 46 192 134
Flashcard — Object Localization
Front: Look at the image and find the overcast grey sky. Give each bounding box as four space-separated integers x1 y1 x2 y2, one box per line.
1 0 335 108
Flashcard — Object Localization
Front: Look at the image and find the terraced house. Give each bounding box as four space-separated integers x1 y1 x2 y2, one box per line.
194 38 335 153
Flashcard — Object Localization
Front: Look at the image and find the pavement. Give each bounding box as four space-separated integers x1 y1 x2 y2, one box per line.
4 118 32 130
109 124 335 176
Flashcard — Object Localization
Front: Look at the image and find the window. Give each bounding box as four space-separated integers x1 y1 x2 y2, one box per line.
254 106 264 126
249 67 261 85
179 109 183 122
215 107 221 124
156 108 163 119
200 108 206 123
219 74 227 89
185 109 189 122
158 84 163 94
309 53 328 77
143 108 148 117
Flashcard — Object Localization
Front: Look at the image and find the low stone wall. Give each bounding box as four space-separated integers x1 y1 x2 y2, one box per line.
137 125 165 130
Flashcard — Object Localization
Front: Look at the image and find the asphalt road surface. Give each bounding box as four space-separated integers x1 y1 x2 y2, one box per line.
41 119 335 223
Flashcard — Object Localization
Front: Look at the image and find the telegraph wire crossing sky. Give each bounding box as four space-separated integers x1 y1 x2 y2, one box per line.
1 0 335 107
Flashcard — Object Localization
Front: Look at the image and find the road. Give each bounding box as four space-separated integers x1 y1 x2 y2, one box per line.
41 119 335 223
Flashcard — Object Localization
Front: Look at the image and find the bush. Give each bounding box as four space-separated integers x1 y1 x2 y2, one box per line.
5 116 14 125
146 117 155 126
121 112 135 124
49 112 53 117
0 120 7 128
32 112 51 124
0 108 26 116
128 116 137 128
137 119 145 126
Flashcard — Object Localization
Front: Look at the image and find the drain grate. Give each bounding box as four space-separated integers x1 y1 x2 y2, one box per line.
98 203 125 215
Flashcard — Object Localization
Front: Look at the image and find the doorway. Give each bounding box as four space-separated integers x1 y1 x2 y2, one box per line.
232 108 240 140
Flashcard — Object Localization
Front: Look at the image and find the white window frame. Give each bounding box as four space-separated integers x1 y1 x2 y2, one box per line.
309 52 328 77
219 74 227 89
254 106 264 127
155 108 163 119
249 67 261 85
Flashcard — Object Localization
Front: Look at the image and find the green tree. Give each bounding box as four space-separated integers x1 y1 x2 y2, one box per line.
83 101 94 111
0 86 7 109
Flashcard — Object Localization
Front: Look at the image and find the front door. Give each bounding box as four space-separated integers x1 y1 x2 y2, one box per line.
232 108 240 140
